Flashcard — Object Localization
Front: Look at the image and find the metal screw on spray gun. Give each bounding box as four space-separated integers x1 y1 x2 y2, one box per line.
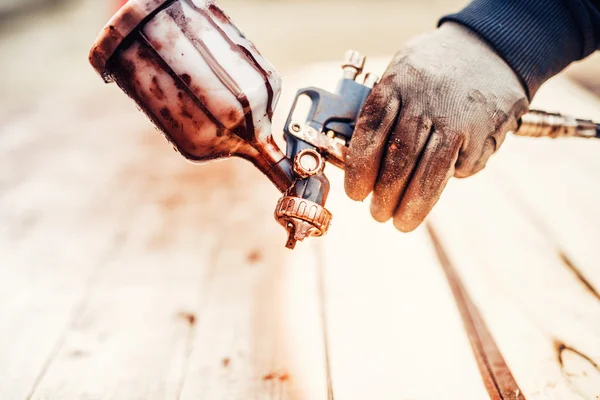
293 149 325 179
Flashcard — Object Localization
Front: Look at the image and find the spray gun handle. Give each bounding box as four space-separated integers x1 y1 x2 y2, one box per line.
275 51 379 248
282 52 377 170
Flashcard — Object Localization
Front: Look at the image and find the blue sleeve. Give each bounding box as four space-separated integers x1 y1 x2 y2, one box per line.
439 0 600 99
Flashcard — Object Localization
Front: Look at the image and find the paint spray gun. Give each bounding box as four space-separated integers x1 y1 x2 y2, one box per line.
90 0 600 249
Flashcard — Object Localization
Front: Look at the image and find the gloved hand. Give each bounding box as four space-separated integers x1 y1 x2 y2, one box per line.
345 22 529 232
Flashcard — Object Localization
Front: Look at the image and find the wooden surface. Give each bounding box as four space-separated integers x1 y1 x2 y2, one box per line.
1 50 599 400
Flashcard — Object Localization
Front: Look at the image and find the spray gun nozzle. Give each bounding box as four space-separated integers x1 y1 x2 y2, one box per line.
275 196 332 250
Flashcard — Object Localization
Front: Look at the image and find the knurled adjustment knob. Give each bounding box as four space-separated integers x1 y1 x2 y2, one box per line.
293 149 325 179
274 196 333 249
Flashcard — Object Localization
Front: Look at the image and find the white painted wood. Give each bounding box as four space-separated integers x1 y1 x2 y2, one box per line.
26 152 223 399
489 79 600 291
0 93 147 400
320 169 490 400
0 82 330 399
431 172 600 399
430 125 600 399
177 175 330 400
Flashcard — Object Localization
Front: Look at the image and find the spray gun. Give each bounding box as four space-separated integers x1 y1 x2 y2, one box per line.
276 54 600 248
274 50 377 248
90 0 600 249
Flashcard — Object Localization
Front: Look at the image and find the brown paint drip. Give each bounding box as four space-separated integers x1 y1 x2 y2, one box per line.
237 45 275 119
183 0 276 123
179 311 197 326
108 45 175 152
555 340 600 398
262 373 277 381
247 249 262 264
555 340 600 370
110 37 293 191
558 252 600 302
494 177 600 305
151 76 166 100
207 3 230 23
101 0 294 193
261 372 290 382
427 224 526 400
167 2 254 142
137 33 224 131
278 372 290 382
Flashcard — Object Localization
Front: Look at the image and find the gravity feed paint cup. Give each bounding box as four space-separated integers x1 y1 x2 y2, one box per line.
90 0 295 192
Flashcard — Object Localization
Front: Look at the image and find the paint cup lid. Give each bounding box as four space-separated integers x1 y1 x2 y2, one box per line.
89 0 172 81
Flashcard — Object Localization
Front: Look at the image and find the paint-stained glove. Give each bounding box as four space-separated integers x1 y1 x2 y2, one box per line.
345 22 529 232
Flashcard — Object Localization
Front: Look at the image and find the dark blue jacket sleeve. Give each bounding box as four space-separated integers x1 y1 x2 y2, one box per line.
439 0 600 98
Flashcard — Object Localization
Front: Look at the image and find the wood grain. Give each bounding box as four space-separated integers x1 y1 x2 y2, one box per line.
429 167 600 399
427 224 525 400
317 169 489 400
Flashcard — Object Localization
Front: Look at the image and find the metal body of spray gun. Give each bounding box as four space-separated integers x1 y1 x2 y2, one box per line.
274 51 376 248
275 50 600 248
90 0 600 249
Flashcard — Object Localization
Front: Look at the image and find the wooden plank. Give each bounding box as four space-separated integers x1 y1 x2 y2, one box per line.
492 140 600 296
427 225 526 400
430 165 600 399
318 168 491 400
26 155 222 399
428 77 600 398
0 94 144 400
0 76 330 400
2 14 599 397
489 79 600 292
18 76 326 398
177 175 330 400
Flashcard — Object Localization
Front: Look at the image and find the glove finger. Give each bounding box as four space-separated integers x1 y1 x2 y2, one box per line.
455 111 518 178
370 107 433 222
393 128 462 232
454 135 496 178
345 75 401 201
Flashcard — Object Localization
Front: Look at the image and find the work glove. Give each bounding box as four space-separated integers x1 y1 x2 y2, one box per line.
345 22 529 232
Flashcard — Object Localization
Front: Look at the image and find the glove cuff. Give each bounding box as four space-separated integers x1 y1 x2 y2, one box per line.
439 0 590 99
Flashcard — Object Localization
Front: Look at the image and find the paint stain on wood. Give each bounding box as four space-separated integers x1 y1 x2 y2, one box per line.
262 373 277 381
69 349 89 359
261 372 290 382
278 372 290 382
247 249 262 264
179 311 197 326
496 177 600 304
555 340 600 399
555 340 600 371
427 223 526 400
558 252 600 302
160 193 185 210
